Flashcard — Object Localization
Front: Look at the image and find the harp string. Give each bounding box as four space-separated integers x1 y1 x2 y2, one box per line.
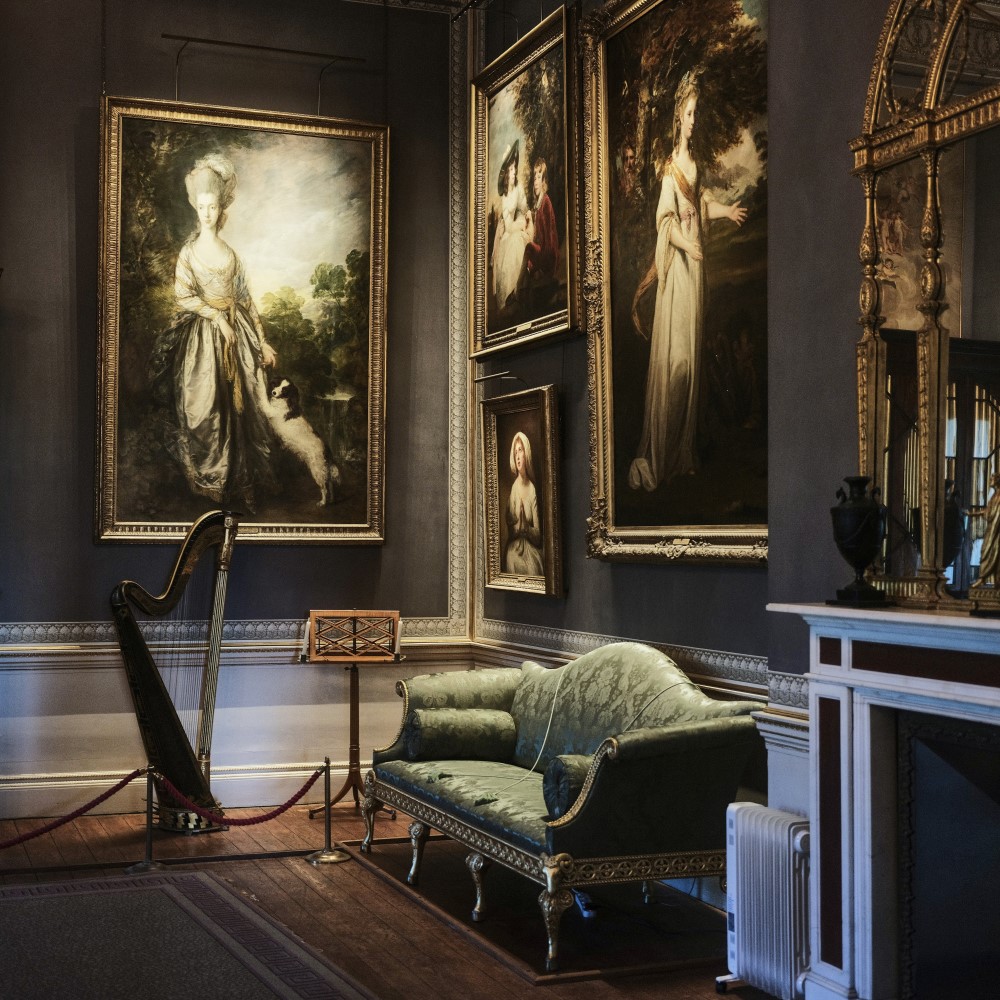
158 552 214 754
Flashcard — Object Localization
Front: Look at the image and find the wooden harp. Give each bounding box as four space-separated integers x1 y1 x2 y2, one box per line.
111 510 238 832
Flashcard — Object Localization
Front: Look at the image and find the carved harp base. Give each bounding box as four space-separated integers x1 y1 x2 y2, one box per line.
155 803 227 836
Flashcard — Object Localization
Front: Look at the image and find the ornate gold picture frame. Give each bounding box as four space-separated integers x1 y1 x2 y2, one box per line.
470 6 583 358
480 386 563 596
582 0 768 562
96 96 388 542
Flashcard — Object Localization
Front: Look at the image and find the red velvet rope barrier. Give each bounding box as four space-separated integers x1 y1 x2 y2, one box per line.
0 765 326 852
0 768 146 851
154 768 324 827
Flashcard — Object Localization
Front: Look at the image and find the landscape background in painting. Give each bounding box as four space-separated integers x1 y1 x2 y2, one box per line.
114 116 374 528
605 0 768 529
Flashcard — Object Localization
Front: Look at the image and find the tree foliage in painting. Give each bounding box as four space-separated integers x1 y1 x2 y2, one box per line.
511 44 566 235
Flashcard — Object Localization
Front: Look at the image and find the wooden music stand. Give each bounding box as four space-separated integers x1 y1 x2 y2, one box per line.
306 610 401 820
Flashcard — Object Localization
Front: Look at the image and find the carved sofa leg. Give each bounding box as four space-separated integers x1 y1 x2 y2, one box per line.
360 772 382 854
539 853 575 972
407 821 430 885
466 852 492 922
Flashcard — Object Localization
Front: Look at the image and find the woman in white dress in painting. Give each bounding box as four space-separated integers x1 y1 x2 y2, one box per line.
628 74 747 492
504 430 544 576
151 153 278 510
491 140 532 315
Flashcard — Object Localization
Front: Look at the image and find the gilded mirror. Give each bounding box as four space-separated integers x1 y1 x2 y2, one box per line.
853 0 1000 611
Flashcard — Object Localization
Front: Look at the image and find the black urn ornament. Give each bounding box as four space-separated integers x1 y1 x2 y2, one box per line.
829 475 890 607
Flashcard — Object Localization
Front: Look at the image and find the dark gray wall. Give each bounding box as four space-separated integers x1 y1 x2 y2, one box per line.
765 0 888 673
0 0 451 624
2 0 892 674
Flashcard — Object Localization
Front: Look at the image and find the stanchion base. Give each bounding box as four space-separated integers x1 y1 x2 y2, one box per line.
306 846 352 865
124 859 166 875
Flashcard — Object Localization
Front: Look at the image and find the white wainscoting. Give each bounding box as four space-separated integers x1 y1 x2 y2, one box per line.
0 622 770 820
0 631 474 820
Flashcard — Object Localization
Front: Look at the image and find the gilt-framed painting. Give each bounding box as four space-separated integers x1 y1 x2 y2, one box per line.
96 96 388 543
582 0 768 562
470 6 583 358
480 386 563 596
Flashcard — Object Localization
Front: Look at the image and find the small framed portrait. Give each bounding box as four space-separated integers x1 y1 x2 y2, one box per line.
470 6 583 358
480 386 563 596
581 0 768 562
96 96 388 542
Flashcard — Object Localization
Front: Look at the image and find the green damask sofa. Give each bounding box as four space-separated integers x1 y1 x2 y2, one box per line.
360 641 763 970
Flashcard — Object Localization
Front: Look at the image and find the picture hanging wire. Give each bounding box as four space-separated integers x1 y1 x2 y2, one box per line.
161 33 365 108
474 371 530 394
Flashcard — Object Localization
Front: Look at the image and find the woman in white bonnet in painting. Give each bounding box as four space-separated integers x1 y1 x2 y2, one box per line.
504 429 544 576
151 152 278 510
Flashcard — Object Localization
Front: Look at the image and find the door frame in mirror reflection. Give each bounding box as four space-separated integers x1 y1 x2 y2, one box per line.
849 0 1000 613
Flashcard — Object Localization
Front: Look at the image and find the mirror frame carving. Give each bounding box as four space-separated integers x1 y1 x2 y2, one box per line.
851 0 1000 610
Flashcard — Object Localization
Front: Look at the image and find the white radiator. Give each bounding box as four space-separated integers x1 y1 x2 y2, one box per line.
716 803 810 1000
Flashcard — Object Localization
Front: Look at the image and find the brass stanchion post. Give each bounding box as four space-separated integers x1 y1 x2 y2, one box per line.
307 758 350 865
125 767 165 874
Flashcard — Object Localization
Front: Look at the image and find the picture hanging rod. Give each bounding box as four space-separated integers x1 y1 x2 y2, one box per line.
164 33 365 111
162 34 366 66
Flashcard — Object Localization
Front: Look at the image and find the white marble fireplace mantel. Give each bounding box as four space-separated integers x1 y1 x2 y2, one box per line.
769 602 1000 1000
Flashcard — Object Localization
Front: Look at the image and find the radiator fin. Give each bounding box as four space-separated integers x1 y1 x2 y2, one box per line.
725 802 810 1000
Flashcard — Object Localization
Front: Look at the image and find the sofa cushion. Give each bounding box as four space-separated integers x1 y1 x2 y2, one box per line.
403 708 517 762
375 759 549 853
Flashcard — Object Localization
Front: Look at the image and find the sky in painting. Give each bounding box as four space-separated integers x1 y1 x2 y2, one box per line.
223 131 372 315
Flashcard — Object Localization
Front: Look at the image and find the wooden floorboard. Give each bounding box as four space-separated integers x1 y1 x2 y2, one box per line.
0 801 776 1000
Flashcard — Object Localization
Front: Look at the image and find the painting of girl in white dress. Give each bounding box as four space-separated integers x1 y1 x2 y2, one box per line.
627 75 748 494
596 0 768 546
97 98 388 542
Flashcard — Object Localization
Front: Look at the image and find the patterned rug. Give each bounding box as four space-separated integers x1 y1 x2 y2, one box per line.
347 836 727 984
0 871 378 1000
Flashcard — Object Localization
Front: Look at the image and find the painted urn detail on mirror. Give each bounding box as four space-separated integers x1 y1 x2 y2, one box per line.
830 476 890 607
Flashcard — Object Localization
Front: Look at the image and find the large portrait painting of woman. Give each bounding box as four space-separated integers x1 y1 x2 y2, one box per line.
480 386 563 596
96 97 387 542
583 0 768 562
470 6 582 358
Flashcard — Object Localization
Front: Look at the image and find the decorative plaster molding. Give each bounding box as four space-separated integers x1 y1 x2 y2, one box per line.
475 616 767 692
768 670 809 711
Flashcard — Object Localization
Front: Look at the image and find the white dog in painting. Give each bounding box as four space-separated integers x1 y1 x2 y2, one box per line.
267 377 340 506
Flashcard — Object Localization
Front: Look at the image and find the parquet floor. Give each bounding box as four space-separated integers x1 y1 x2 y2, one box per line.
0 801 774 1000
